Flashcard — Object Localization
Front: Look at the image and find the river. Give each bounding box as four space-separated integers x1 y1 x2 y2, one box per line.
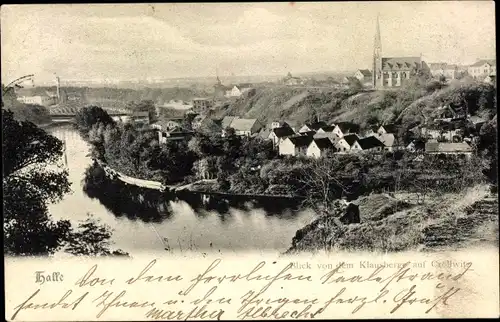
47 124 316 256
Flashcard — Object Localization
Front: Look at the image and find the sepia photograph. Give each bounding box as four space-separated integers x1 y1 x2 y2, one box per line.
2 2 498 320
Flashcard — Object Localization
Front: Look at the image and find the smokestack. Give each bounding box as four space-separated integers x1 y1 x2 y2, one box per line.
56 76 61 104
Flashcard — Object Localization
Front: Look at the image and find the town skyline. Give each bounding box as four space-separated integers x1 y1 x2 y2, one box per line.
1 2 496 84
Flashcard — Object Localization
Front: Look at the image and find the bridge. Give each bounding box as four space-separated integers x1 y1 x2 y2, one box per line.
49 106 132 122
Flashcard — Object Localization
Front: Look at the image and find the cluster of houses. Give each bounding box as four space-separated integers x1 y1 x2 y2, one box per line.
138 95 485 160
263 121 397 158
150 101 486 159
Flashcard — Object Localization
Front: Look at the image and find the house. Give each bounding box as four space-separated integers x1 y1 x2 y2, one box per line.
279 135 313 156
16 94 56 106
223 118 263 137
306 138 336 158
156 118 184 132
270 121 291 129
191 114 207 130
429 63 459 80
351 136 385 153
316 125 336 133
334 134 359 152
314 126 336 139
332 122 360 138
354 69 373 85
268 126 296 147
298 121 328 133
420 126 462 142
259 128 272 140
467 59 496 80
162 99 193 110
158 130 194 144
376 133 402 151
372 18 430 88
433 104 461 121
221 116 238 130
225 85 243 97
376 124 397 135
131 111 150 125
282 72 303 86
192 98 213 113
425 142 473 158
406 140 426 152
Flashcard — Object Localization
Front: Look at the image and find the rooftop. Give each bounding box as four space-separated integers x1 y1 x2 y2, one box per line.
289 135 314 147
379 123 397 133
341 133 359 146
305 121 328 131
335 122 360 133
132 111 149 117
273 126 296 138
229 118 258 132
377 133 396 147
357 136 385 150
470 59 496 67
313 137 336 150
221 116 238 129
381 57 422 71
357 69 372 77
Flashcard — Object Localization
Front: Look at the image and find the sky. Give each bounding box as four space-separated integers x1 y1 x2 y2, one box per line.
1 2 496 84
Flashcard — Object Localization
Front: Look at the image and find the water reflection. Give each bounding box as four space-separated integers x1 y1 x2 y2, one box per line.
47 124 315 253
82 161 305 224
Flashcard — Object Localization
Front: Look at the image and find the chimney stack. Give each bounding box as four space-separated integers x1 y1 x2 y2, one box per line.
56 76 61 104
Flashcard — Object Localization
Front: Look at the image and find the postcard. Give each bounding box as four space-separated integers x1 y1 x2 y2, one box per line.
2 2 498 320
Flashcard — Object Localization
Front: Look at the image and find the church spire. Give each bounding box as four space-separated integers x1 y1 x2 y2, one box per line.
373 14 382 88
216 67 221 85
374 13 382 54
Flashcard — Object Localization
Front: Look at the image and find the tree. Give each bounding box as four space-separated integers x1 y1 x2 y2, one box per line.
297 157 347 213
3 108 129 256
75 105 115 138
3 109 72 255
64 214 129 256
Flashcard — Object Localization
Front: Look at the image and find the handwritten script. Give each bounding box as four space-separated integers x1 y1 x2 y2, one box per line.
8 258 475 320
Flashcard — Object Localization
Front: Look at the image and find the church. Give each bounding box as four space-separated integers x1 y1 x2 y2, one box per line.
372 16 430 88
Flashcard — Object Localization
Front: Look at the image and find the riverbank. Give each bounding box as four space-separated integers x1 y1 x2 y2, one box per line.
286 184 498 254
94 159 217 192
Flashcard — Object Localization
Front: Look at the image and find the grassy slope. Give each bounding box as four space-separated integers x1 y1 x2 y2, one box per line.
286 184 498 254
215 79 496 132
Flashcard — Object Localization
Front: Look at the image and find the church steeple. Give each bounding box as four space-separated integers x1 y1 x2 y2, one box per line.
216 67 222 85
373 14 382 88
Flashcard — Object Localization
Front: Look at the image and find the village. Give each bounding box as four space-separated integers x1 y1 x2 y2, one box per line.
126 97 483 162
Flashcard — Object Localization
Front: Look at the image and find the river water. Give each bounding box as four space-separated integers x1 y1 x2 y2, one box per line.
47 124 315 255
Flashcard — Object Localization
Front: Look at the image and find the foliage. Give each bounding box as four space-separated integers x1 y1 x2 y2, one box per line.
3 108 128 256
64 214 129 256
75 105 115 138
